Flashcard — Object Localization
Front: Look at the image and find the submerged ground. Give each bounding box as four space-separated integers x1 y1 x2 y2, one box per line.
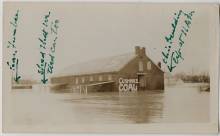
4 83 209 132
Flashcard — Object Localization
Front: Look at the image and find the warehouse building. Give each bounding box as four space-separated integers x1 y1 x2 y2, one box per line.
50 46 164 92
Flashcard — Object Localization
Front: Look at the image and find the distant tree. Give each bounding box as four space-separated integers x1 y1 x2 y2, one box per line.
173 72 210 83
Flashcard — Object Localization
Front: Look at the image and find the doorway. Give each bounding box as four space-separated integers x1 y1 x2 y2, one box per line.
138 75 146 90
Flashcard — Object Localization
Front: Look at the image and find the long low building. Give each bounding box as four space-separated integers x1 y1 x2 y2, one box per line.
50 46 164 92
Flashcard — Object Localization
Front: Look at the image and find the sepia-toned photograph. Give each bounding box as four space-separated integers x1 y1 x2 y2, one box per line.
2 2 219 134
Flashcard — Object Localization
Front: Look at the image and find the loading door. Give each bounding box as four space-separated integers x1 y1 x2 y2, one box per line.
138 75 146 90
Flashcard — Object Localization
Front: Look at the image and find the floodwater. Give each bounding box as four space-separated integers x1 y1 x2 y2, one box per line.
4 83 210 131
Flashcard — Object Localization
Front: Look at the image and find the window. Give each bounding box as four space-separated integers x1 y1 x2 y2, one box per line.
89 76 93 82
75 78 78 84
139 61 144 71
99 75 103 81
108 75 112 81
147 61 151 70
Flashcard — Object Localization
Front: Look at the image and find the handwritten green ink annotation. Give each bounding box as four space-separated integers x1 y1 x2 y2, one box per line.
162 10 195 72
37 11 59 84
6 10 21 83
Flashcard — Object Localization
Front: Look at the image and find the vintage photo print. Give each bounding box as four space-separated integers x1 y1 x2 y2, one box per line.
2 2 219 134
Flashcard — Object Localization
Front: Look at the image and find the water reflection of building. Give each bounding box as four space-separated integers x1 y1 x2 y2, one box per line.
117 92 164 123
51 46 164 92
90 92 164 123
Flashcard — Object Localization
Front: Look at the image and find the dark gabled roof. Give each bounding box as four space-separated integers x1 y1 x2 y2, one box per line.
54 53 136 77
53 46 164 78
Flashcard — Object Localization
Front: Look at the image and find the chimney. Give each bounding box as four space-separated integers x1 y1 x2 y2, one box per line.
135 46 140 56
141 47 146 56
158 62 161 68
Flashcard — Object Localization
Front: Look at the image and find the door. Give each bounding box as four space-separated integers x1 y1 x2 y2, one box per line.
138 75 146 90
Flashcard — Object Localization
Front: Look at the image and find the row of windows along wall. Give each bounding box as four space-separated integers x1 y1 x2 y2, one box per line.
73 75 113 85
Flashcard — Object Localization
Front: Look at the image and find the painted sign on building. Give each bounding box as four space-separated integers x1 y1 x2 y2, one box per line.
119 78 138 92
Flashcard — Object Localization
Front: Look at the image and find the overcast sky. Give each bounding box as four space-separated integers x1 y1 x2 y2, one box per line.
3 3 216 79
